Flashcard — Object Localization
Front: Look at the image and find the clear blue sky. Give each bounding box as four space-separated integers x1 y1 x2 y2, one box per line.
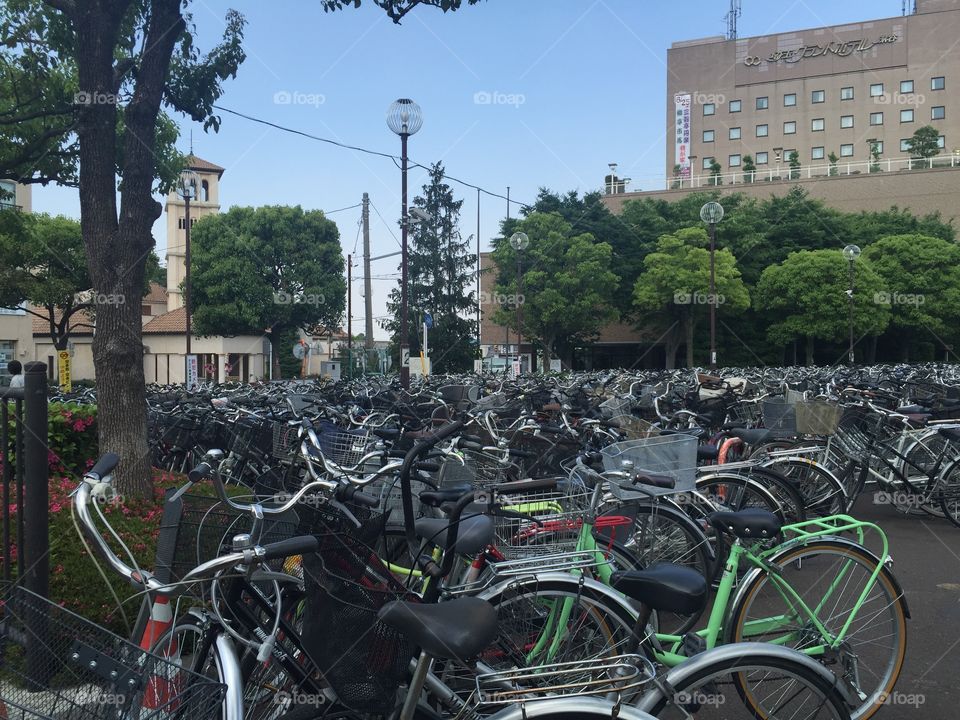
32 0 908 336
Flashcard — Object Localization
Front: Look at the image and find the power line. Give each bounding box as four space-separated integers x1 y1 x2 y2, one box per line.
212 104 533 211
323 202 362 214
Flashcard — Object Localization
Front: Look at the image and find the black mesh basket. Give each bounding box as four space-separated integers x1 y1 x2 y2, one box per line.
298 504 416 715
0 585 225 719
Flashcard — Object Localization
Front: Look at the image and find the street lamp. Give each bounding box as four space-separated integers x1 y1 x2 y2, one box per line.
386 98 423 388
177 168 199 388
843 244 861 365
699 201 724 368
509 232 529 373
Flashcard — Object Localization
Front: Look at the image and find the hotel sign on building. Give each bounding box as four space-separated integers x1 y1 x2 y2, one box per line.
674 93 692 178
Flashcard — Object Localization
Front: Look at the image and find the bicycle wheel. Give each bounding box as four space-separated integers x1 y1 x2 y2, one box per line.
642 645 851 719
728 541 907 720
149 615 229 720
937 457 960 528
760 457 846 516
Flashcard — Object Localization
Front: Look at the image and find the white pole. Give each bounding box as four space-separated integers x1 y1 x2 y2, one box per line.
423 322 429 375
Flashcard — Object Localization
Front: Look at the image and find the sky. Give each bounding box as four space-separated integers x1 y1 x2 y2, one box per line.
31 0 911 338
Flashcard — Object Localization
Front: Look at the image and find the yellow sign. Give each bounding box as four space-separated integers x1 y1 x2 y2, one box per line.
58 350 72 393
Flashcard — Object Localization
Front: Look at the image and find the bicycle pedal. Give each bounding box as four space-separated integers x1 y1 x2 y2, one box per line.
681 632 707 657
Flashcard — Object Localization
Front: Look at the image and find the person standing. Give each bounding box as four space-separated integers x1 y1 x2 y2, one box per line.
6 360 24 388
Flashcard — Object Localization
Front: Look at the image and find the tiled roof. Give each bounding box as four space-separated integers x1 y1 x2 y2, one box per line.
142 306 186 333
185 155 225 176
30 307 94 336
144 282 168 303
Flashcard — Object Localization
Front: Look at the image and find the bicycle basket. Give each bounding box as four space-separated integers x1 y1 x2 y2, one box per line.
298 504 416 715
0 585 225 719
761 399 797 433
795 401 843 436
600 435 698 495
314 420 371 467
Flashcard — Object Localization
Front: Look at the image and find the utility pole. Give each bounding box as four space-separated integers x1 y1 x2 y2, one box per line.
347 254 352 379
362 192 373 374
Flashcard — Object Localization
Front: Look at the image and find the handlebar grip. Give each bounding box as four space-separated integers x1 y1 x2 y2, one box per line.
261 535 320 562
462 434 485 445
188 461 215 483
459 441 486 452
415 461 441 473
87 453 120 480
335 484 381 508
633 473 676 490
507 448 537 459
538 424 565 434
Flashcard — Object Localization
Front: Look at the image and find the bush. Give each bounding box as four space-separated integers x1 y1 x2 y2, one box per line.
2 402 97 476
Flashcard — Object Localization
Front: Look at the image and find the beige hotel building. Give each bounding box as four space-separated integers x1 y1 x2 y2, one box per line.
667 0 960 184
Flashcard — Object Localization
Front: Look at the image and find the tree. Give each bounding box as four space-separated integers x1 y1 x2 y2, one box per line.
708 159 722 186
788 150 801 180
906 125 941 160
755 250 890 364
828 151 839 176
742 155 756 183
869 141 882 173
0 0 479 495
490 212 619 366
862 234 960 360
383 162 476 373
632 227 749 369
189 206 346 379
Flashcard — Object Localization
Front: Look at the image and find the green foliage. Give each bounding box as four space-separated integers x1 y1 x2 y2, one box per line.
862 234 960 344
384 163 476 373
788 150 800 179
189 205 346 374
491 212 619 360
756 250 890 350
708 159 722 185
906 125 942 160
319 0 484 23
3 402 96 476
742 155 756 183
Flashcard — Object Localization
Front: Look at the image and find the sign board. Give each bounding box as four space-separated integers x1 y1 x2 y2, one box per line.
423 313 433 329
186 354 198 390
674 93 691 179
549 358 562 372
401 347 410 367
57 350 72 393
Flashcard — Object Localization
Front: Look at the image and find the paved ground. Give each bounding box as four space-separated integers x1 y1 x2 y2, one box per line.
849 493 960 718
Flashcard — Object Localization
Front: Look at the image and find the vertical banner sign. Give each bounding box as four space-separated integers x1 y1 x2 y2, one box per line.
186 354 198 390
674 93 692 178
57 350 72 393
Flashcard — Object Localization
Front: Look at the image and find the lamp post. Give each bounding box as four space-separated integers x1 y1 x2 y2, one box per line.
699 201 724 368
177 169 199 387
509 232 529 373
386 99 423 388
843 244 861 365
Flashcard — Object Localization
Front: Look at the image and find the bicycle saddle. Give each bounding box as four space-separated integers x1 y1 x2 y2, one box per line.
709 508 782 540
611 563 707 616
415 514 494 554
937 426 960 442
378 596 498 661
730 428 782 444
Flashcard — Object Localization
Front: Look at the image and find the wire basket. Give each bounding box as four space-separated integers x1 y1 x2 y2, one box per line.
598 396 631 420
439 449 518 488
761 399 797 433
795 401 843 436
493 482 594 559
729 399 762 425
271 421 300 461
153 492 298 596
297 503 416 715
600 435 698 496
314 420 371 467
0 585 226 719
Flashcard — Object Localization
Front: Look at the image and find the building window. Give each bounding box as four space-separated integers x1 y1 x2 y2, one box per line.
201 179 210 202
869 112 883 125
729 127 741 140
932 106 945 120
840 115 854 128
729 154 742 167
141 304 152 316
870 83 884 97
783 93 797 107
0 180 14 208
729 99 741 112
811 89 825 103
811 146 825 160
900 109 914 123
900 80 914 94
932 76 945 90
756 96 768 110
783 121 796 134
756 124 768 137
811 118 824 132
703 129 715 142
900 138 911 152
702 156 714 170
840 144 854 157
938 135 946 149
756 151 768 164
872 140 884 154
841 86 854 100
703 103 715 116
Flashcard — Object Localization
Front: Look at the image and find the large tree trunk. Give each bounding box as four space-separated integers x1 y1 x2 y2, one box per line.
663 329 680 370
684 316 695 368
74 0 184 497
805 336 815 365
